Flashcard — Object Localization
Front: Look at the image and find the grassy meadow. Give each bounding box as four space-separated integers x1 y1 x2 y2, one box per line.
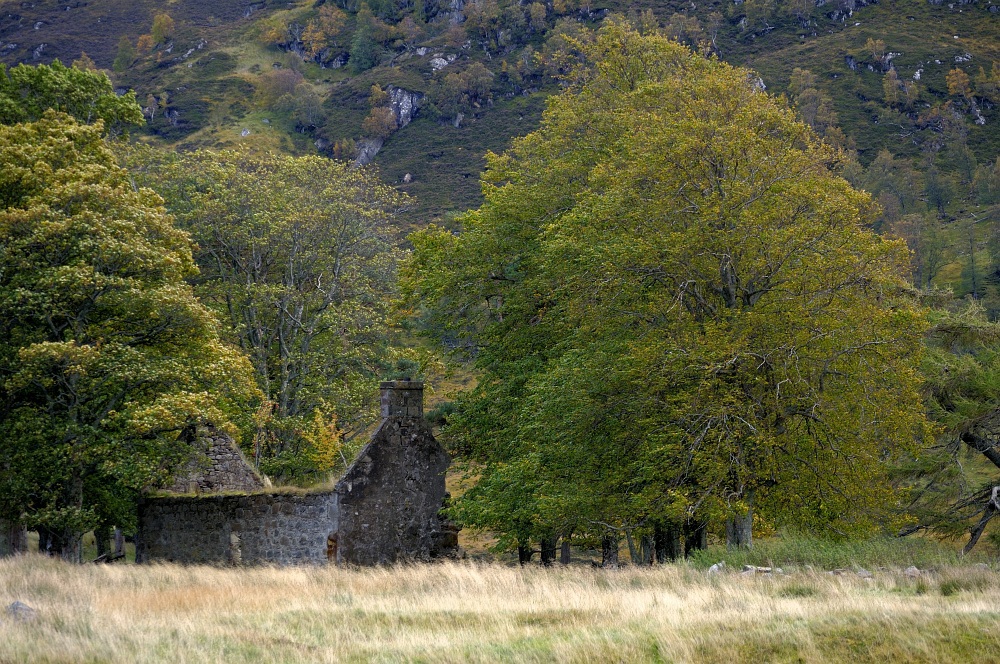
3 547 1000 663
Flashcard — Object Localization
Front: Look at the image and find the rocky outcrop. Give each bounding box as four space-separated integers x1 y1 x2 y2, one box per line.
353 137 384 167
388 86 423 129
352 87 422 167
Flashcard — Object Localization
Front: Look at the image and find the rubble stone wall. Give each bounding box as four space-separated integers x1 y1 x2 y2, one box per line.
335 415 451 565
137 381 458 566
166 425 265 494
137 491 337 565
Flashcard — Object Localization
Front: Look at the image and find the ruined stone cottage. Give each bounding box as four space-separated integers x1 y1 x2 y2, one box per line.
136 380 459 565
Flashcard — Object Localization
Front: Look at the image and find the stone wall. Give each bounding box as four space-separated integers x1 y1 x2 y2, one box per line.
137 380 458 566
335 414 451 565
166 424 265 494
137 491 337 565
380 379 425 418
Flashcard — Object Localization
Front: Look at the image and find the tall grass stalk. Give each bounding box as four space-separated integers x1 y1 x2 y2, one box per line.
2 555 1000 662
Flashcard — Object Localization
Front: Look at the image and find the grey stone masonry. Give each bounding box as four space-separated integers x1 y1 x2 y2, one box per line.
166 424 265 494
136 491 337 565
137 381 458 565
380 379 424 418
335 412 451 565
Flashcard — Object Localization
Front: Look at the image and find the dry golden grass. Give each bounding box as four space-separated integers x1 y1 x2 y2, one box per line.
2 555 1000 663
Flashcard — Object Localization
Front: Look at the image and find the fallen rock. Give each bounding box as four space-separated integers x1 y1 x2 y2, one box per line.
741 565 782 575
857 568 873 579
707 561 726 574
744 565 770 573
904 565 921 578
6 601 36 622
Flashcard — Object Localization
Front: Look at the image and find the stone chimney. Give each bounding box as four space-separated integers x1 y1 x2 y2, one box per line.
380 379 423 419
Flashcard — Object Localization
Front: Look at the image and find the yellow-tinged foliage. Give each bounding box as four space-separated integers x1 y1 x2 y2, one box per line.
0 112 260 554
406 20 932 548
302 407 344 473
122 145 405 483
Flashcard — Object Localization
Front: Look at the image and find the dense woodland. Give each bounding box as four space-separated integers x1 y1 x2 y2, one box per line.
3 0 1000 564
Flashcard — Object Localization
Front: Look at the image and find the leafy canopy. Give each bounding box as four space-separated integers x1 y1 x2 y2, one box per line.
405 20 931 549
0 61 143 134
123 147 406 483
0 112 258 556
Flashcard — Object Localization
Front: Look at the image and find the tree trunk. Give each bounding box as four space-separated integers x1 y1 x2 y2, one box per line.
601 534 619 568
0 520 27 556
965 486 1000 554
725 489 755 550
684 520 707 558
95 526 111 560
640 534 654 565
560 538 571 565
114 528 125 558
38 526 82 563
540 536 556 566
38 528 52 556
654 521 682 563
517 543 534 565
625 530 640 564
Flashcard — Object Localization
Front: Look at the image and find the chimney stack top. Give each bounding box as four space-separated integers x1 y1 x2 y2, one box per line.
380 380 424 419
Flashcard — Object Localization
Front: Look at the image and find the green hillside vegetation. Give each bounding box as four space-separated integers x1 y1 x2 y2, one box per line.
4 0 998 234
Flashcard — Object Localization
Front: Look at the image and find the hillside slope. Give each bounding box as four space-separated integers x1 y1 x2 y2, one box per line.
4 0 1000 295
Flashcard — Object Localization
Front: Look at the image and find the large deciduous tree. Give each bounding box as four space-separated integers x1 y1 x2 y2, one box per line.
0 113 258 560
905 299 1000 553
0 61 143 134
126 148 405 482
405 21 931 559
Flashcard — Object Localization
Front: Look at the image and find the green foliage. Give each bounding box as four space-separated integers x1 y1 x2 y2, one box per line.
0 113 259 558
0 61 143 134
112 36 135 73
276 83 326 130
150 13 175 45
350 4 381 73
254 68 305 109
426 63 495 121
906 299 1000 551
686 532 964 570
406 21 931 550
124 146 406 483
